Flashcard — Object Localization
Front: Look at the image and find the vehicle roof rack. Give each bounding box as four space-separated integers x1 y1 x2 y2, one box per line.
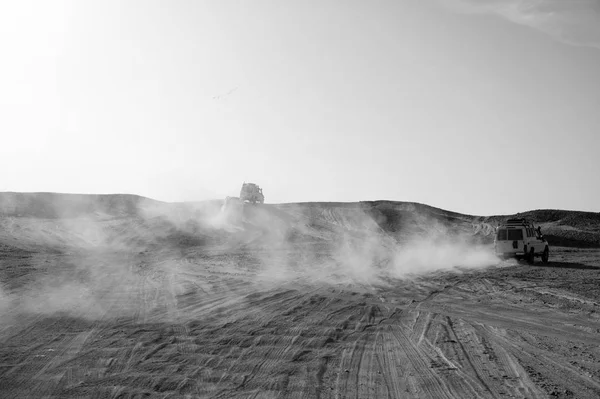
504 218 532 226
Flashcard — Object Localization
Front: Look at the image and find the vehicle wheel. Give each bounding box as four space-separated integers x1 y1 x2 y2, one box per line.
542 247 549 264
527 248 535 265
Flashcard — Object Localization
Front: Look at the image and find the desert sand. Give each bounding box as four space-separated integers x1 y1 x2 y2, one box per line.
0 193 599 398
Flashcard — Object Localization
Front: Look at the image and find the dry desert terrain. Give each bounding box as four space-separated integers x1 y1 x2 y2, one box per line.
0 193 599 398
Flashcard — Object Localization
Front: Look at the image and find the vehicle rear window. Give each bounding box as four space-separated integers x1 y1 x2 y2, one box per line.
497 229 507 240
507 229 523 240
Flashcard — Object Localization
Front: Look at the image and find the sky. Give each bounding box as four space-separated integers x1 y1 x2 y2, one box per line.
1 0 599 215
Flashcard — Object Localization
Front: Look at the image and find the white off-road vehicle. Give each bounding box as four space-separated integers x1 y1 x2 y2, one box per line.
494 218 549 264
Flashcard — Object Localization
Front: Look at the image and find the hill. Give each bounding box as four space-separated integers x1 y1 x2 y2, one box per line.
0 192 599 249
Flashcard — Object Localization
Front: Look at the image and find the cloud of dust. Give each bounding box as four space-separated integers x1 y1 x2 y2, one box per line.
248 203 500 286
0 193 193 321
390 240 498 276
388 215 499 276
21 281 102 318
0 192 300 322
0 192 502 323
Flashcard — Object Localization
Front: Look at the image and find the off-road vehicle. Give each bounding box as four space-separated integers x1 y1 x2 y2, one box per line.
239 182 264 204
494 218 549 264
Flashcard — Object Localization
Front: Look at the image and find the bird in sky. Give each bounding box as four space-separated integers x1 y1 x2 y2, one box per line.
212 87 238 100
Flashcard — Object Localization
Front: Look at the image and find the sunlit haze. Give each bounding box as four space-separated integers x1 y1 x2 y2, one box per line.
2 0 599 215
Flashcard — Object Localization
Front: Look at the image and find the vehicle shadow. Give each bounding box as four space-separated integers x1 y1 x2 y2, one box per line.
533 261 600 270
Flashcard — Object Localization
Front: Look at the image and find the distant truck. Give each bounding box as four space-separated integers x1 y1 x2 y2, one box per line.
239 182 264 204
494 218 549 264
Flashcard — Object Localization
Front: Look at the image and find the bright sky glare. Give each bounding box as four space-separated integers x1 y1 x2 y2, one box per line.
1 0 599 215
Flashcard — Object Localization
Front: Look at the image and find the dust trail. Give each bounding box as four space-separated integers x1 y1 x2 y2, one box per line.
390 240 497 276
235 203 500 286
0 194 162 321
0 194 501 321
0 193 257 322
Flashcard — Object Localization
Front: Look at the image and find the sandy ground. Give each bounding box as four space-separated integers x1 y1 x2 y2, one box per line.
1 244 599 398
0 199 599 398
